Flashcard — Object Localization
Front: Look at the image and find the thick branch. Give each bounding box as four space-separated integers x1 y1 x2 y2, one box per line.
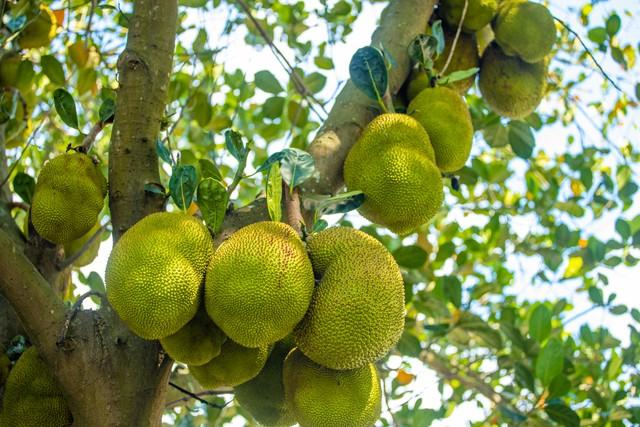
214 198 270 246
304 0 437 196
108 0 178 240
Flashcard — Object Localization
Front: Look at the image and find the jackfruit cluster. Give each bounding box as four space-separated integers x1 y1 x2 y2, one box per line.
0 347 72 427
31 152 107 244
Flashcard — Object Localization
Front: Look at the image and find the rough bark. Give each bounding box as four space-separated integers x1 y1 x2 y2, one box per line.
303 0 438 196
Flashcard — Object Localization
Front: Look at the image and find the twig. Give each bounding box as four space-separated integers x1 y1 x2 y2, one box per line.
440 0 468 76
85 0 97 45
168 381 230 409
57 221 109 270
165 389 231 408
283 182 304 235
81 120 106 153
56 290 106 350
382 373 400 427
0 116 48 190
562 305 599 326
7 201 29 211
554 16 623 93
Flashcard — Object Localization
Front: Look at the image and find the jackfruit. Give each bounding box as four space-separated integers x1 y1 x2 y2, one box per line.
62 221 102 267
478 43 547 119
295 227 404 370
190 339 270 389
205 221 314 348
160 307 226 366
106 212 214 340
31 152 107 244
235 341 297 427
408 86 474 173
17 5 57 50
493 1 556 64
283 348 381 427
343 113 443 234
407 28 479 98
1 347 72 427
438 0 498 33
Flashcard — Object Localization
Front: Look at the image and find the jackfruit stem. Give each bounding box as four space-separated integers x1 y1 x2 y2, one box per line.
283 183 305 235
80 120 106 153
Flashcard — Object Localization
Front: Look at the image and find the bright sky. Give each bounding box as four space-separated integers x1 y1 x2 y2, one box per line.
72 1 640 425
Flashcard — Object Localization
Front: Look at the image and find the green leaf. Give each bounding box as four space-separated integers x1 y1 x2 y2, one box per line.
224 130 246 161
254 70 283 94
12 172 35 204
397 331 422 358
588 286 604 305
41 55 65 86
563 256 583 278
514 362 535 391
457 312 502 349
169 165 197 210
287 100 309 128
508 121 535 159
314 56 334 70
606 14 621 36
266 162 282 222
280 148 315 189
312 219 328 232
438 67 479 85
349 46 388 102
53 88 79 129
262 96 285 119
529 305 552 343
156 139 173 165
483 123 509 148
615 218 631 240
304 72 327 94
635 83 640 101
99 98 116 123
197 178 228 234
408 34 440 71
179 0 208 6
199 159 224 182
535 337 564 387
393 245 428 269
442 276 462 308
545 402 580 427
587 27 607 44
303 191 365 216
610 304 627 315
430 20 446 56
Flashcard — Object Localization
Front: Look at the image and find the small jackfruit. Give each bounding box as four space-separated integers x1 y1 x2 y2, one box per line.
106 212 214 340
478 43 547 119
438 0 498 32
31 152 107 244
283 348 381 427
17 6 57 50
235 341 297 427
295 227 404 370
1 347 72 427
190 339 270 389
62 221 102 267
343 114 443 234
408 86 474 173
493 1 556 64
160 307 226 366
407 28 479 98
205 221 314 348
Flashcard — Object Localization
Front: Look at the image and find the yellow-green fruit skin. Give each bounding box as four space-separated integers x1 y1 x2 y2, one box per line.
235 341 297 427
1 347 72 427
408 86 474 173
205 221 315 348
478 43 547 119
343 114 443 234
106 212 214 340
283 348 381 427
493 1 556 64
31 153 107 244
439 0 498 32
190 339 270 389
160 308 226 366
296 227 404 370
17 6 57 50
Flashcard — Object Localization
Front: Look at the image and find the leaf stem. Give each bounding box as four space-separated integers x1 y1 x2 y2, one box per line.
440 0 468 76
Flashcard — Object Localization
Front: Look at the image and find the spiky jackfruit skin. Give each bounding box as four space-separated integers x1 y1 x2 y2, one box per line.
343 114 443 234
31 153 107 244
205 221 314 348
1 347 72 427
493 1 556 64
407 29 479 99
235 341 297 427
295 227 404 370
439 0 498 32
160 308 226 366
408 86 474 173
478 43 547 119
283 349 381 427
17 6 57 50
62 221 102 267
190 339 270 389
106 212 214 340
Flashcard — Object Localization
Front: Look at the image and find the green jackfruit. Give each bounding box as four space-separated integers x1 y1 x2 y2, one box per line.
235 341 297 427
407 28 479 98
17 6 57 50
106 212 214 340
295 227 404 370
160 307 226 366
62 221 102 267
205 221 314 348
493 1 556 64
190 339 270 389
478 43 547 119
408 86 474 173
1 347 72 427
343 114 443 234
31 152 107 244
438 0 498 32
283 348 381 427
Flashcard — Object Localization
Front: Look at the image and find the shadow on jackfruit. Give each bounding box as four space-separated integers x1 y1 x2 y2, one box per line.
438 0 498 32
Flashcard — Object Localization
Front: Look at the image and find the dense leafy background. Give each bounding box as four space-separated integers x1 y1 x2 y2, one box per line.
1 0 639 425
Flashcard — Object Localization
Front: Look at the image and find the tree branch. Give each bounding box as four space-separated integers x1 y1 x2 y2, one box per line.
283 183 304 235
303 0 438 196
167 381 230 409
214 198 271 246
